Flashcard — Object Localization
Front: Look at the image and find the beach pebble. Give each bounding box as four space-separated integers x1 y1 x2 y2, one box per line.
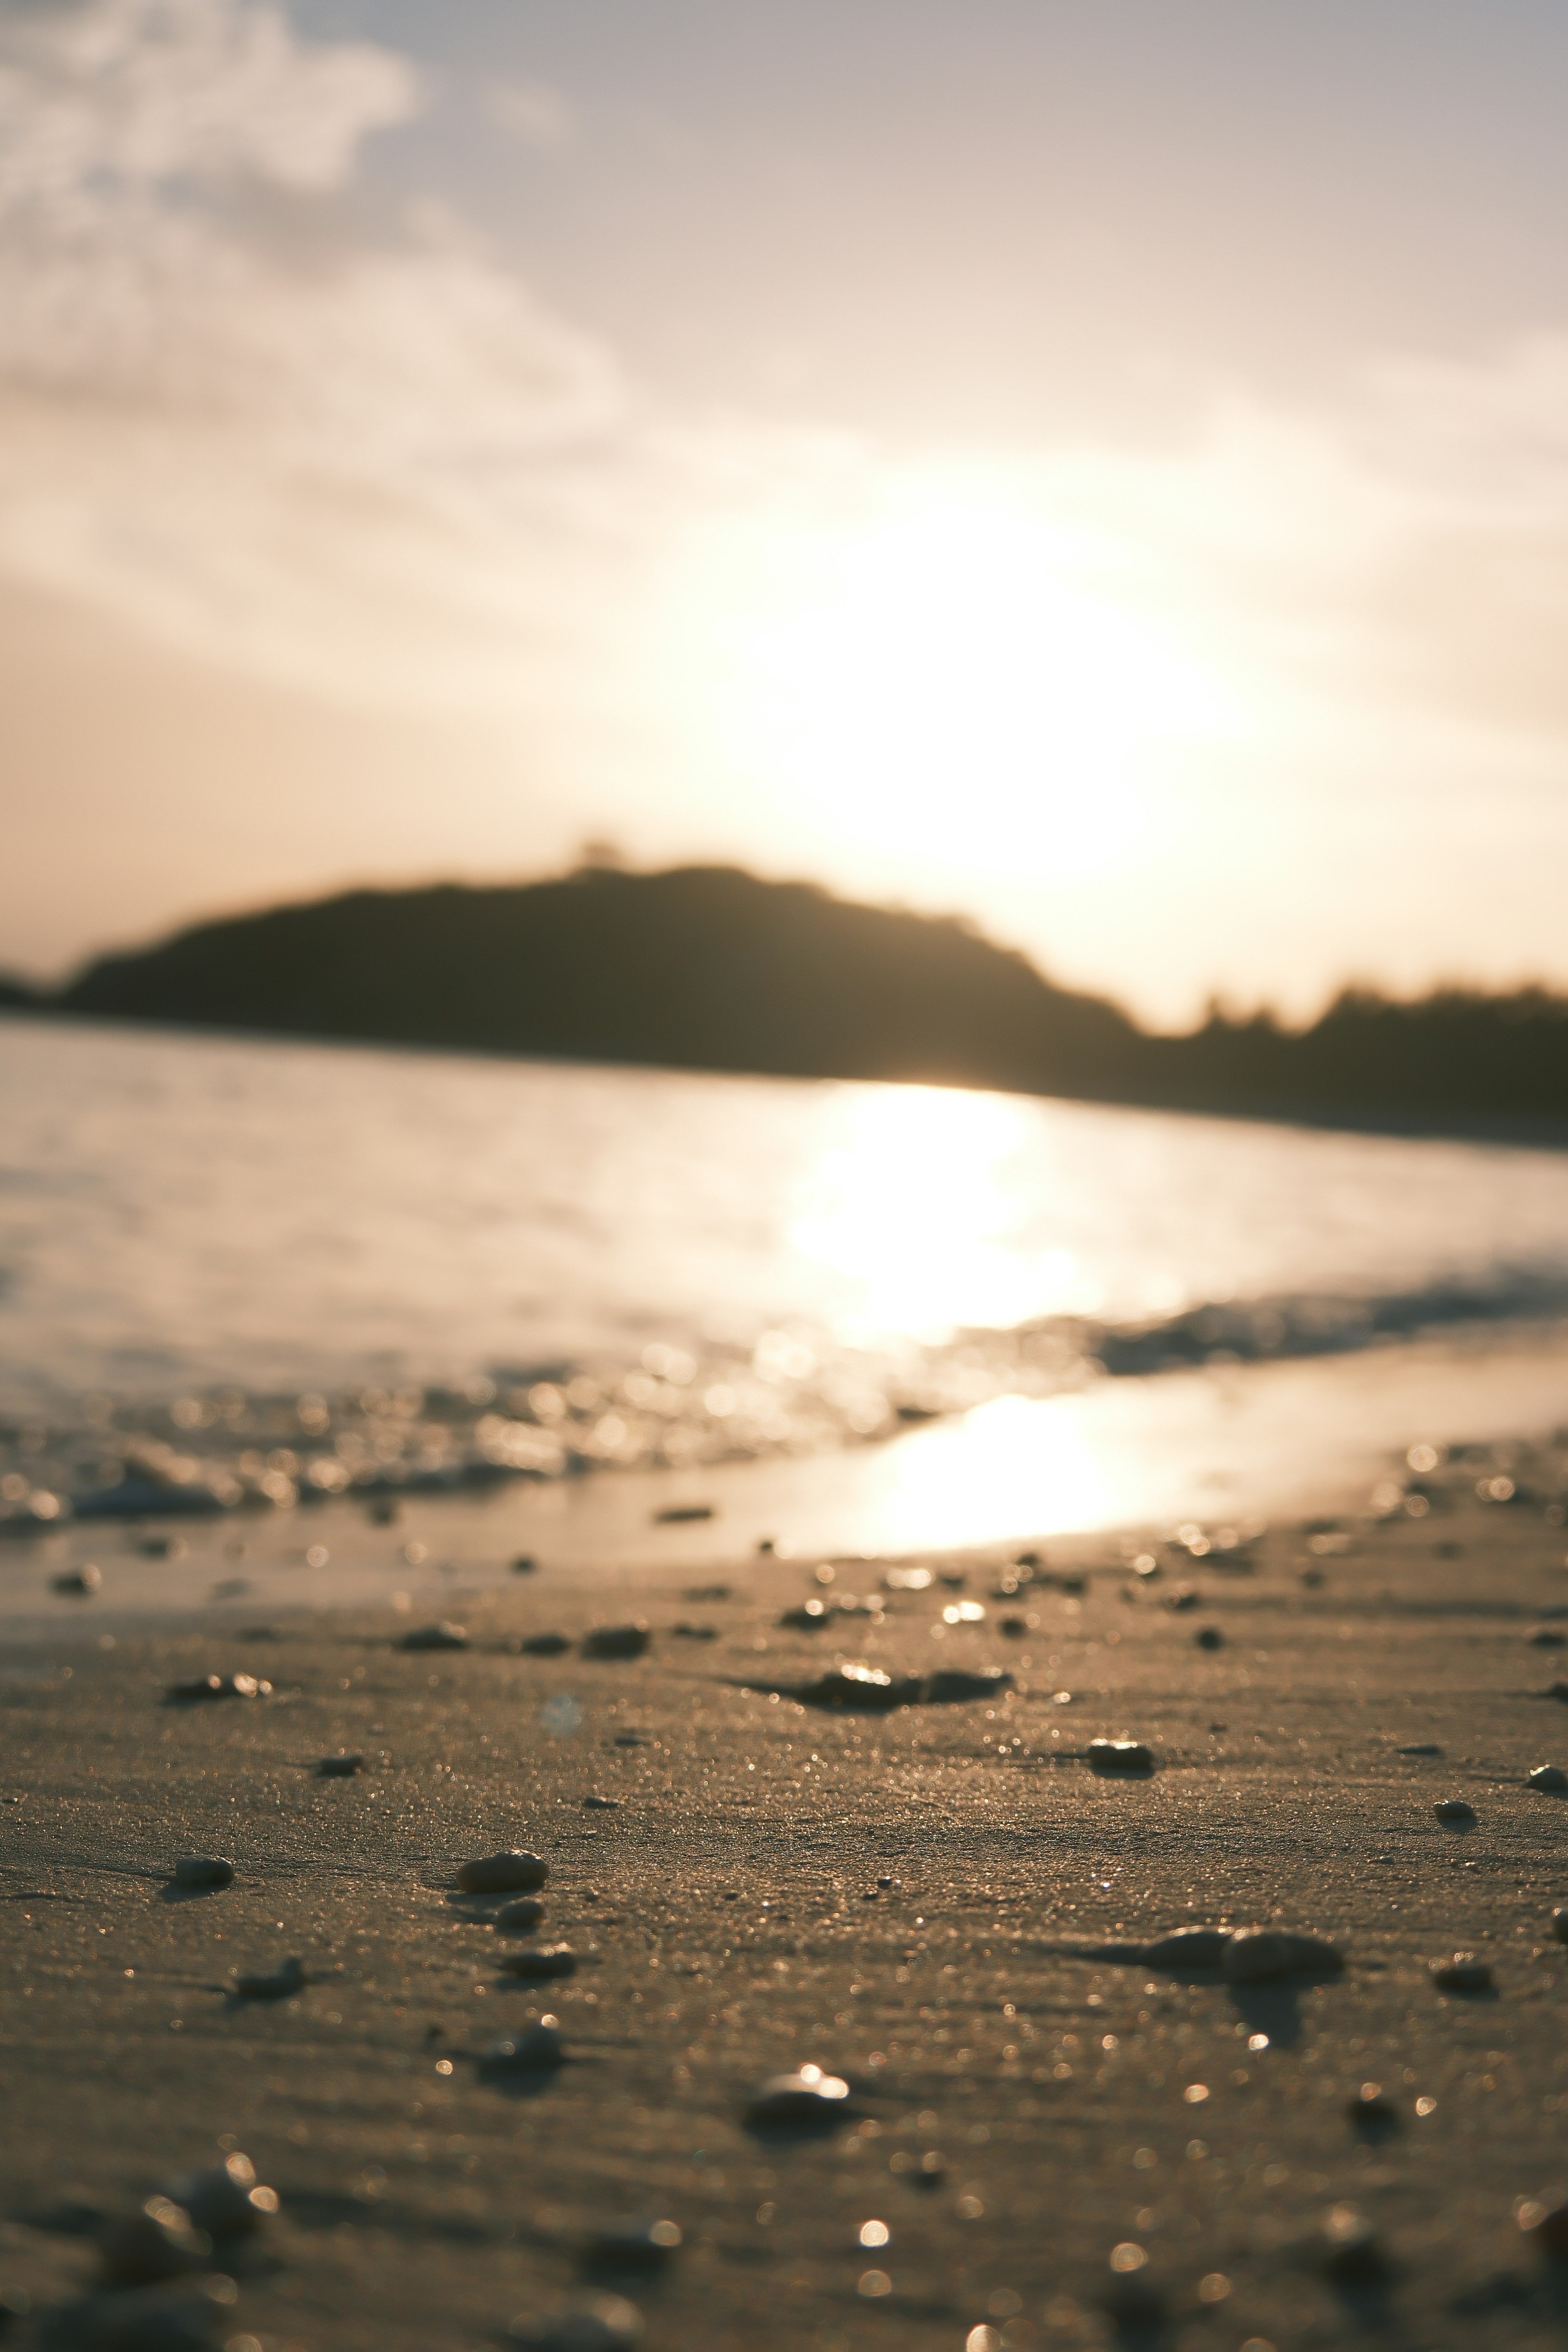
582 1795 618 1810
1517 2193 1568 2260
1431 1952 1492 1993
1432 1797 1476 1823
512 1555 539 1575
1223 1928 1344 1984
232 1955 305 2000
98 2199 209 2288
52 1564 102 1597
582 1624 650 1660
164 2155 276 2240
999 1616 1029 1637
1321 2204 1391 2288
165 1673 268 1704
1194 1626 1224 1651
1164 1586 1200 1613
172 1855 234 1890
496 1898 545 1933
654 1504 713 1524
481 2020 565 2076
1552 1905 1568 1944
458 1850 548 1894
507 2294 641 2351
317 1752 365 1777
1529 1626 1568 1646
1141 1927 1231 1971
1088 1738 1155 1774
522 1633 572 1657
400 1622 468 1652
582 2219 682 2272
924 1666 1014 1704
499 1945 577 1980
794 1665 922 1711
744 2064 851 2127
1529 1764 1568 1792
670 1622 717 1640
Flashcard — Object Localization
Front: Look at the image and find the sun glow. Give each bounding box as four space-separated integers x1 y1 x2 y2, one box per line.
718 484 1229 875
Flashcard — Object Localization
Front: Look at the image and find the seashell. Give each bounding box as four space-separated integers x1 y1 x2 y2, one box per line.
317 1753 364 1777
232 1956 305 2000
165 1674 268 1704
1321 2204 1391 2287
1517 2193 1568 2259
400 1622 468 1651
172 1856 234 1890
582 1624 650 1660
499 1945 577 1980
507 2293 641 2350
1433 1798 1476 1824
496 1898 545 1933
1088 1738 1155 1774
1223 1929 1344 1984
480 2020 565 2076
98 2198 210 2287
1529 1764 1568 1792
922 1667 1014 1704
53 1564 102 1597
582 2218 682 2272
164 2154 277 2239
1431 1952 1492 1993
522 1633 572 1657
1140 1927 1231 1971
744 2064 851 2127
458 1851 548 1895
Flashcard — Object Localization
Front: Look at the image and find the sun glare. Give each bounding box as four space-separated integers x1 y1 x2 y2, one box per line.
717 486 1227 876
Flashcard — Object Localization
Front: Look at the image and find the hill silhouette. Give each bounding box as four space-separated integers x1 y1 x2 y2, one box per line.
24 863 1568 1134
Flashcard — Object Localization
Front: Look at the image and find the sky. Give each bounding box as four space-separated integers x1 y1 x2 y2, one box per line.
5 0 1568 1025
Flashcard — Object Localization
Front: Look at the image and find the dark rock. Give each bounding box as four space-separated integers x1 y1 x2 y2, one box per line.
1195 1625 1224 1650
231 1956 305 2000
1518 2193 1568 2261
172 1856 233 1891
499 1945 577 1980
317 1753 365 1777
1529 1626 1568 1646
582 1624 650 1661
582 2219 682 2273
165 1674 268 1704
52 1565 102 1597
512 1555 539 1574
1223 1928 1343 1984
1552 1906 1568 1944
1088 1738 1155 1774
1141 1927 1231 1971
923 1666 1013 1704
400 1622 468 1652
670 1623 717 1640
1431 1952 1492 1993
582 1795 618 1811
496 1898 546 1933
1528 1764 1568 1792
522 1633 572 1657
745 2068 851 2127
654 1505 713 1524
458 1851 548 1894
793 1666 924 1711
1433 1798 1476 1824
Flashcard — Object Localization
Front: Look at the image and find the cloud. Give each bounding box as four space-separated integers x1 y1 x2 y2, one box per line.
487 77 578 152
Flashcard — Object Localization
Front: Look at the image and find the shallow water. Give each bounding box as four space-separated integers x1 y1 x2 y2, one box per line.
7 1013 1568 1521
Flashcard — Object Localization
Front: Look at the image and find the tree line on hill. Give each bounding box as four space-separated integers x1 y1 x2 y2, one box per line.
3 864 1566 1134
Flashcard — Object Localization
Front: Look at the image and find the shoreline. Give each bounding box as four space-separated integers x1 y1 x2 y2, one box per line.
4 1419 1568 2348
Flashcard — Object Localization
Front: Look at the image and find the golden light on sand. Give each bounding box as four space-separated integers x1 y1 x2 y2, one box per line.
725 485 1228 878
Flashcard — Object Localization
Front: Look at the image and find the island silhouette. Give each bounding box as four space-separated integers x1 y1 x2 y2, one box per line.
7 862 1567 1137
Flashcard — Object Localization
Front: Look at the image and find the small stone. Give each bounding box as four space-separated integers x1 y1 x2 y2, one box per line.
52 1564 102 1597
1165 1586 1200 1612
794 1665 922 1711
512 1555 539 1574
481 2020 566 2076
582 1624 650 1660
98 2199 209 2287
582 1795 619 1810
1518 2193 1568 2260
582 2218 682 2272
172 1855 234 1890
999 1615 1029 1637
507 2294 641 2351
1396 1743 1443 1756
232 1955 305 2000
923 1667 1014 1704
496 1898 545 1932
1548 1679 1568 1702
458 1851 548 1894
1195 1626 1224 1650
1529 1626 1568 1646
1141 1927 1232 1971
165 1673 268 1704
400 1622 468 1651
522 1633 571 1657
1223 1929 1344 1984
670 1623 717 1640
165 2155 277 2238
1433 1798 1476 1824
780 1601 831 1629
499 1945 577 1980
1431 1952 1492 1993
745 2065 851 2127
1528 1764 1568 1792
654 1505 713 1524
1088 1738 1155 1774
1552 1906 1568 1944
1321 2204 1391 2288
1345 2085 1398 2127
317 1753 364 1777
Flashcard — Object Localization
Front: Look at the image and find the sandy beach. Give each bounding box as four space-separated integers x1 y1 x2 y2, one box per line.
4 1441 1568 2352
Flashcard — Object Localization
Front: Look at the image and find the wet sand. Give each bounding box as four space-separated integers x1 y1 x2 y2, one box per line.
4 1457 1568 2352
